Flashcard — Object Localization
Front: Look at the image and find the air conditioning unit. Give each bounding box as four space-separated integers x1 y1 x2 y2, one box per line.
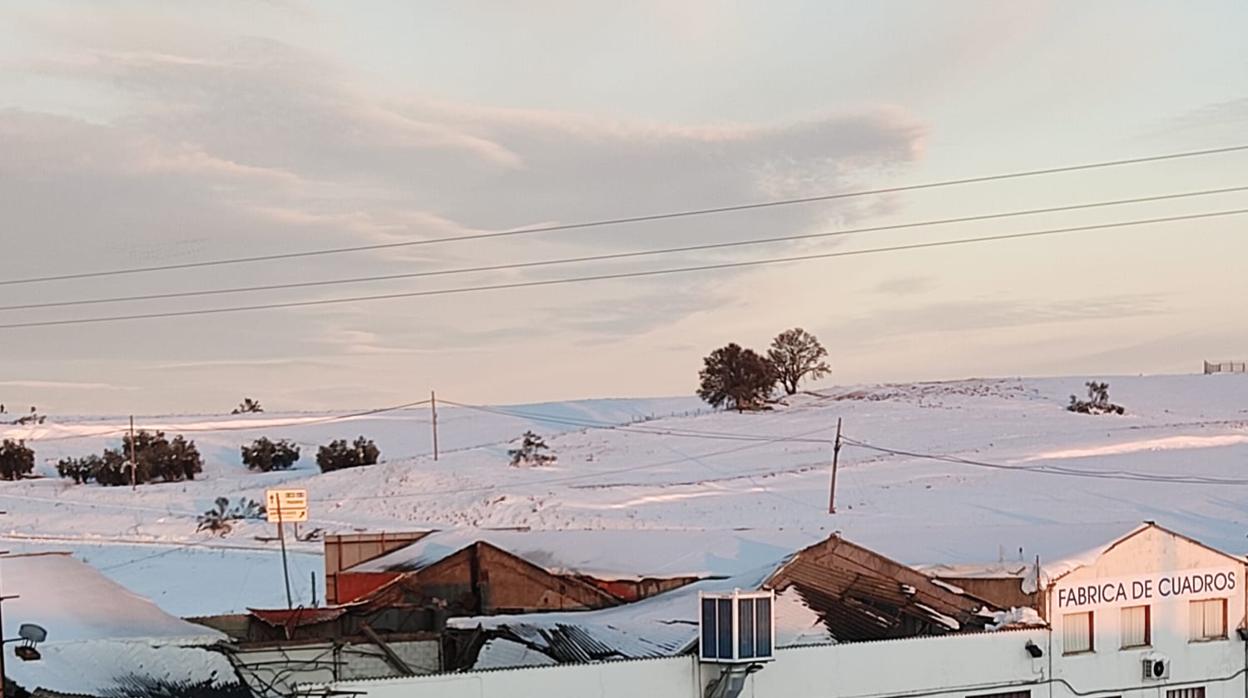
1142 654 1171 681
699 589 776 664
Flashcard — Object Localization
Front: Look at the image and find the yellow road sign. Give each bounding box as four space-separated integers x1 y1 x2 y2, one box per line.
265 488 308 523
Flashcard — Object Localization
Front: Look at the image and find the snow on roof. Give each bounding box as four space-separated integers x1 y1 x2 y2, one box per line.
9 641 238 697
474 638 559 669
919 562 1032 580
351 528 829 581
0 553 232 696
0 553 223 644
447 562 833 669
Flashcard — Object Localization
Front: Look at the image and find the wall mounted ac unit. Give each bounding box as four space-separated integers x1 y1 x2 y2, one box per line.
699 589 776 664
1142 654 1171 681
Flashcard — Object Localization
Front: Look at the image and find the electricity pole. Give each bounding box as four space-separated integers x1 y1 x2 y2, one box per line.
828 418 842 514
0 550 11 698
430 391 439 461
276 500 293 610
128 416 137 491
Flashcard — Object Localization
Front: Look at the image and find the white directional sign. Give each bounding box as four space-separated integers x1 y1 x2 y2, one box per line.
265 488 308 523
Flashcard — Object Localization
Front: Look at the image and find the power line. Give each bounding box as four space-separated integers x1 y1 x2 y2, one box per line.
4 206 1246 331
4 142 1247 288
4 184 1245 313
840 436 1248 486
308 421 842 503
441 399 837 445
12 399 431 442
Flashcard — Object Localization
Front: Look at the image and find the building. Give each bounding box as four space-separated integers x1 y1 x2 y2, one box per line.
313 522 1248 698
0 553 241 698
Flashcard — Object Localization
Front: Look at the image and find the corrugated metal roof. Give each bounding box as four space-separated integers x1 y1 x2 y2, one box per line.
249 607 348 629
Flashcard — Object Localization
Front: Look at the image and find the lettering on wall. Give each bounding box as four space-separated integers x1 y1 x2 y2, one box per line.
1056 567 1239 610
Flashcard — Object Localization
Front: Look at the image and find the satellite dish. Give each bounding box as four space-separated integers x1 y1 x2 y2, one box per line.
18 624 46 644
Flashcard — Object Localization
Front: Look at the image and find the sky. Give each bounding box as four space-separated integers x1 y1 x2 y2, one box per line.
0 1 1246 414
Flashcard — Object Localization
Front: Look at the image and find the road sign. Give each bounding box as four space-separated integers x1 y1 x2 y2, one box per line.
266 488 308 523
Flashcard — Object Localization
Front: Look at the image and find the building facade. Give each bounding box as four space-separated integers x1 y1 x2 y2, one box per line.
314 523 1248 698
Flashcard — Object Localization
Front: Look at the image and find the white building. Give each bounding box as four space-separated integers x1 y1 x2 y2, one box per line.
310 522 1248 698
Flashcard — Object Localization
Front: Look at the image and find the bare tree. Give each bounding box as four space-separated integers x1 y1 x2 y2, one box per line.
767 328 831 395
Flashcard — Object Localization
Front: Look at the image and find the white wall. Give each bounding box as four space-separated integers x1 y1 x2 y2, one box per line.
1047 526 1248 698
325 631 1048 698
745 631 1047 698
330 655 696 698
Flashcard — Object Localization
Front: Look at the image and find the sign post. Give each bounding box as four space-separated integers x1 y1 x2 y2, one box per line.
266 489 308 611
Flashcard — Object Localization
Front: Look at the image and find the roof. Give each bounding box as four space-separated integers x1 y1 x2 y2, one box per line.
0 553 235 697
1037 521 1248 590
766 535 998 641
447 562 832 668
249 607 349 629
442 532 1007 669
350 528 830 581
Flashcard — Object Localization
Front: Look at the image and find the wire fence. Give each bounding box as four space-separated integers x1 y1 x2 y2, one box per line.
1204 360 1246 374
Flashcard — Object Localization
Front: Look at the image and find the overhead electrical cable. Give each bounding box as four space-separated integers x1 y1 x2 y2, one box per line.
3 207 1246 330
3 142 1246 287
840 436 1248 485
3 185 1245 313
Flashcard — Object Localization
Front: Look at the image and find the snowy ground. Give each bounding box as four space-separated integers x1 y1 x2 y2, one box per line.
1 374 1246 617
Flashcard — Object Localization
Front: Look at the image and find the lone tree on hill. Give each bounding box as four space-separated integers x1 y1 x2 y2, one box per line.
316 436 380 473
1068 381 1125 415
241 437 301 472
0 439 35 480
508 431 556 467
232 398 263 414
697 343 777 412
768 328 831 395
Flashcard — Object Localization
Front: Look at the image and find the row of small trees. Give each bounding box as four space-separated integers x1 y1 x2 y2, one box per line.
56 431 204 485
3 432 384 486
697 328 831 411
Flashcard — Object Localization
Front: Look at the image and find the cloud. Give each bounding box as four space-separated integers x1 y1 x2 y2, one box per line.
1 22 927 411
828 294 1169 342
873 276 934 297
0 380 135 391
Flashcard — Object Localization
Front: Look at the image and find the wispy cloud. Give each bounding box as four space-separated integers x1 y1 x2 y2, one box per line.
0 380 135 391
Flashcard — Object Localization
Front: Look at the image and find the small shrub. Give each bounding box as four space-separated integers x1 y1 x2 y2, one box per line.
316 436 380 473
241 437 301 472
12 406 45 425
1068 381 1125 415
231 398 263 414
508 431 556 467
0 440 35 481
56 455 104 484
197 496 267 536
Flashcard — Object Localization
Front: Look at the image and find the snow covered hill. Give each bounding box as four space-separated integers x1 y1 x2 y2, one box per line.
1 374 1246 617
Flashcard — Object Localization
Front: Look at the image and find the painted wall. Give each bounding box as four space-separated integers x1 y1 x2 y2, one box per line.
322 631 1047 698
330 655 697 698
1047 526 1248 698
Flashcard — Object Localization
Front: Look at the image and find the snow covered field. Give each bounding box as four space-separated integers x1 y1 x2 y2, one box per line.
1 374 1246 617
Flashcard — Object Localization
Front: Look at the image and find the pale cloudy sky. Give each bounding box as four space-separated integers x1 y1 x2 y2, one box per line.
1 1 1246 413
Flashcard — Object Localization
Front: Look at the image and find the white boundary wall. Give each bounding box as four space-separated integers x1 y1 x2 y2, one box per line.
324 630 1050 698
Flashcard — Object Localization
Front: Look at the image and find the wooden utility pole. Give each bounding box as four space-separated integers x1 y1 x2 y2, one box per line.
430 391 439 461
828 418 842 514
128 415 137 491
0 549 12 698
276 499 293 610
